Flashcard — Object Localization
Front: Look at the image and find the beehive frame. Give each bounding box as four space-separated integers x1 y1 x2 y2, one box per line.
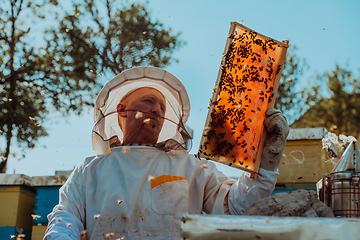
198 22 288 178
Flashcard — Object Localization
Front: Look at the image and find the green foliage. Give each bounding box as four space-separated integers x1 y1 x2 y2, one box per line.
0 0 51 173
291 65 360 139
0 0 183 173
51 0 184 75
274 44 308 122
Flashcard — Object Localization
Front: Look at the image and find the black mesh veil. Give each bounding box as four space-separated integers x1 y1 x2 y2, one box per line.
92 67 191 154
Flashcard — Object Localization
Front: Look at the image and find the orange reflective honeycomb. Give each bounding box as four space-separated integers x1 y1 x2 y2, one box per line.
198 22 288 177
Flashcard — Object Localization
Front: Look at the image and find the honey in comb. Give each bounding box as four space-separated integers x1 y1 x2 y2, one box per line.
199 23 288 174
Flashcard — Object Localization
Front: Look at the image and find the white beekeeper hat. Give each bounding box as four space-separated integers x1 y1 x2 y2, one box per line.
92 66 191 154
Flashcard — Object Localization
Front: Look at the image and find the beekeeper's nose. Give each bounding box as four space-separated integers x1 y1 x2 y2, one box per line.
151 103 163 117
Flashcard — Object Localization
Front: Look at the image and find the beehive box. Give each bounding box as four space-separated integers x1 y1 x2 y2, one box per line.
31 170 72 240
277 128 336 185
198 22 288 178
31 225 47 240
0 174 35 240
0 227 32 240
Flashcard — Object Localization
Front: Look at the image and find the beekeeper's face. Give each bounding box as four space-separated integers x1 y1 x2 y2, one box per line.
117 87 166 145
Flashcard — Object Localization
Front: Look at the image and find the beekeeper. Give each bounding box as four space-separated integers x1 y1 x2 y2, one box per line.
44 66 289 240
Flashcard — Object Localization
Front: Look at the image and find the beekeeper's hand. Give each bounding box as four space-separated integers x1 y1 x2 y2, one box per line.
260 109 289 171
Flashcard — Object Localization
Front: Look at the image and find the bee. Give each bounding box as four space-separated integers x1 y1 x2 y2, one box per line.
31 214 41 219
105 232 115 237
80 230 87 237
135 112 143 119
122 147 130 153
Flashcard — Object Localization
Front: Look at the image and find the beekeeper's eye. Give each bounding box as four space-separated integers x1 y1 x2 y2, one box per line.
143 98 153 104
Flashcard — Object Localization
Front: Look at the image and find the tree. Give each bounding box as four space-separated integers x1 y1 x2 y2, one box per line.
47 0 184 75
0 0 183 173
274 44 308 122
291 65 360 139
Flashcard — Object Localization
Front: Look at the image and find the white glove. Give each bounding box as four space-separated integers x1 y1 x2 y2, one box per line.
260 109 289 171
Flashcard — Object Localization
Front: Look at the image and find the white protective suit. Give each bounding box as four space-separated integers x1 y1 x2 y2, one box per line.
44 146 277 239
44 66 283 240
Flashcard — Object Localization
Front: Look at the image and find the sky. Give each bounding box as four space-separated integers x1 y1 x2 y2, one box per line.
5 0 360 177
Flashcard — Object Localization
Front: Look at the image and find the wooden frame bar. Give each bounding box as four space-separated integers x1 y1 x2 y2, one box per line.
198 22 289 178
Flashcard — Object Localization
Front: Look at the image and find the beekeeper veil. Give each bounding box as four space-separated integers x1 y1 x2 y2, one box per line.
92 66 191 154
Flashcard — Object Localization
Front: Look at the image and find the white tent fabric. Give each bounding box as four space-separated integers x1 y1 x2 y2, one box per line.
332 141 360 172
92 66 191 154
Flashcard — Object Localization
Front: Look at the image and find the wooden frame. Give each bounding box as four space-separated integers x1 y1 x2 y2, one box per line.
198 22 288 178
